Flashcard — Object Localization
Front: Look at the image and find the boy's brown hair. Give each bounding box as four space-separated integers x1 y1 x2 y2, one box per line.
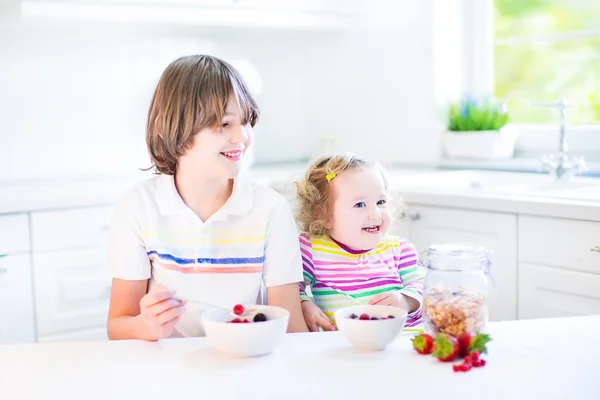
294 153 394 236
145 55 259 175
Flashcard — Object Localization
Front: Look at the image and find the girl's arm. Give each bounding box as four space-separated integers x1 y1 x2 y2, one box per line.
395 239 425 324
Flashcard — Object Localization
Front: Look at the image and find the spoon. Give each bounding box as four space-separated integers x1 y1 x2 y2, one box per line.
175 295 259 320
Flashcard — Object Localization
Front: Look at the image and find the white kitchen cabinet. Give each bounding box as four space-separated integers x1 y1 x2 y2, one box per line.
15 0 360 30
519 263 600 319
399 205 518 322
30 206 113 252
0 254 36 344
0 213 30 255
32 247 111 338
519 216 600 275
38 327 108 343
518 215 600 320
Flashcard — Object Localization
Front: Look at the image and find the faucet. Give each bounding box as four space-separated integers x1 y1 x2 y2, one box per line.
534 96 587 181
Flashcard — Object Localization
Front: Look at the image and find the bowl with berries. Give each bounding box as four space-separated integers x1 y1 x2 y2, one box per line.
334 305 408 351
201 304 289 358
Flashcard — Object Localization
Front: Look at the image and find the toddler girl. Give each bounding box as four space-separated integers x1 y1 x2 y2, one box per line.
295 153 424 331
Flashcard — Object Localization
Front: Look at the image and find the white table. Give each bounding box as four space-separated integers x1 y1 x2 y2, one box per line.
2 316 599 400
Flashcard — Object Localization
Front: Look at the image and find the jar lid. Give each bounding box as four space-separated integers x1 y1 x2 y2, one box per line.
420 243 490 271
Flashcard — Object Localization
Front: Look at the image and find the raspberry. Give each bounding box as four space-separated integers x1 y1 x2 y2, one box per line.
459 364 471 372
242 319 250 323
233 304 244 315
349 314 358 319
230 318 242 323
359 313 371 320
472 359 482 367
469 351 480 361
452 364 461 372
480 359 487 367
253 313 267 322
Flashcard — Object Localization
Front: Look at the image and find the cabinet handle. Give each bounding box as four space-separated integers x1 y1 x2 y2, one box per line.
408 212 421 222
592 246 600 253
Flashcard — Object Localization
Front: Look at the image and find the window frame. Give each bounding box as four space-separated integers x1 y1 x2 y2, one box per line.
460 0 600 159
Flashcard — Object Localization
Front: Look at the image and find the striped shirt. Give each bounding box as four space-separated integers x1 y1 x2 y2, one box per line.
299 233 425 327
108 173 303 337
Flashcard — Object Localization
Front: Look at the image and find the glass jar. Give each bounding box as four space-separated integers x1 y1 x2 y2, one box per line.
420 244 492 337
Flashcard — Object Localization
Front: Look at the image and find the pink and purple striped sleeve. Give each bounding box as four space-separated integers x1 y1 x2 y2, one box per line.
395 238 425 327
298 234 316 302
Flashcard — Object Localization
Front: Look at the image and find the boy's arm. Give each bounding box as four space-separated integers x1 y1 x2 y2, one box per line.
263 200 309 333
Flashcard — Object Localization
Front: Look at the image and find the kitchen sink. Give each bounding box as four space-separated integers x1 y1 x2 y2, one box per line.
394 169 600 198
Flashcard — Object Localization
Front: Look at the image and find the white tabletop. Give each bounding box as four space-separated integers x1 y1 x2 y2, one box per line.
2 316 599 400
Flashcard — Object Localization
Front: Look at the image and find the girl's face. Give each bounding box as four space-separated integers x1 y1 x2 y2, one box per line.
178 92 253 180
325 167 391 251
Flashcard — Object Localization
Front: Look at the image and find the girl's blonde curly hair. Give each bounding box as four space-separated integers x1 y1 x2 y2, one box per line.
294 153 393 236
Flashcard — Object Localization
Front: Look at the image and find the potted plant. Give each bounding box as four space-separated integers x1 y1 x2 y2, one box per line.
441 94 519 159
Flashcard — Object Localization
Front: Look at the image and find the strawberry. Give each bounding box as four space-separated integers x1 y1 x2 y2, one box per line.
458 332 492 357
432 333 460 362
233 304 244 315
411 333 434 355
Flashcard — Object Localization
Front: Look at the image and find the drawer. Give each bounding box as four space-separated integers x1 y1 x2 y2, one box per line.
31 206 113 252
32 247 112 336
0 254 36 344
0 213 30 255
519 262 600 320
519 216 600 275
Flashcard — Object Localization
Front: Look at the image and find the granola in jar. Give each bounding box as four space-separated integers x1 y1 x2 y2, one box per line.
423 287 486 337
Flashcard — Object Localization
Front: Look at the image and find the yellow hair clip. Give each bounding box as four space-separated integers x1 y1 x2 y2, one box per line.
325 167 336 182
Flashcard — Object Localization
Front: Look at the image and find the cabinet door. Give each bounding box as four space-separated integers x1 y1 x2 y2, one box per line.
0 255 36 344
38 327 108 343
406 205 518 321
32 248 112 337
519 263 600 319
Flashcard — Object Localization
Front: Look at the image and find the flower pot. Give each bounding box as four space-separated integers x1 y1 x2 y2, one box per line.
441 124 519 160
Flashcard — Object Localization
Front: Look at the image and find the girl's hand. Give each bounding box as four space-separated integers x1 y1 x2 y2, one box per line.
138 285 186 340
368 291 419 313
301 300 335 332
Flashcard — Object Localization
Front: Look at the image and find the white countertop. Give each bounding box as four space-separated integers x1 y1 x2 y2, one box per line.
1 163 599 222
1 315 599 400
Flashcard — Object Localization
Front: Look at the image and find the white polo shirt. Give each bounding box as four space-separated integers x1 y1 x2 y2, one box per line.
107 173 303 337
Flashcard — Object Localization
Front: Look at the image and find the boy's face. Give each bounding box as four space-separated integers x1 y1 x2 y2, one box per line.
326 167 391 251
181 92 253 179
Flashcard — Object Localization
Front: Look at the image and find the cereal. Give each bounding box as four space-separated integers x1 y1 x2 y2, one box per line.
423 287 486 337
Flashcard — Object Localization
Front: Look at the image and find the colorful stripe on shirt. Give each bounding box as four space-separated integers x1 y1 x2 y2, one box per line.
147 251 264 274
299 234 425 328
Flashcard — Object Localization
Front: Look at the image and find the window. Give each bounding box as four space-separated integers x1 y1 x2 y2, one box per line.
493 0 600 125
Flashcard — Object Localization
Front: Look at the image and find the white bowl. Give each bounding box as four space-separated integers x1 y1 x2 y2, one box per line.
334 305 408 351
201 305 289 358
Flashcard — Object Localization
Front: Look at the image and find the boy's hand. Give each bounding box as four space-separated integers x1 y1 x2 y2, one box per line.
138 285 186 340
368 291 419 313
301 300 335 332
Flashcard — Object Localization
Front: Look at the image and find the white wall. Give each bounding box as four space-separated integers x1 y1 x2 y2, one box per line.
0 0 441 182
